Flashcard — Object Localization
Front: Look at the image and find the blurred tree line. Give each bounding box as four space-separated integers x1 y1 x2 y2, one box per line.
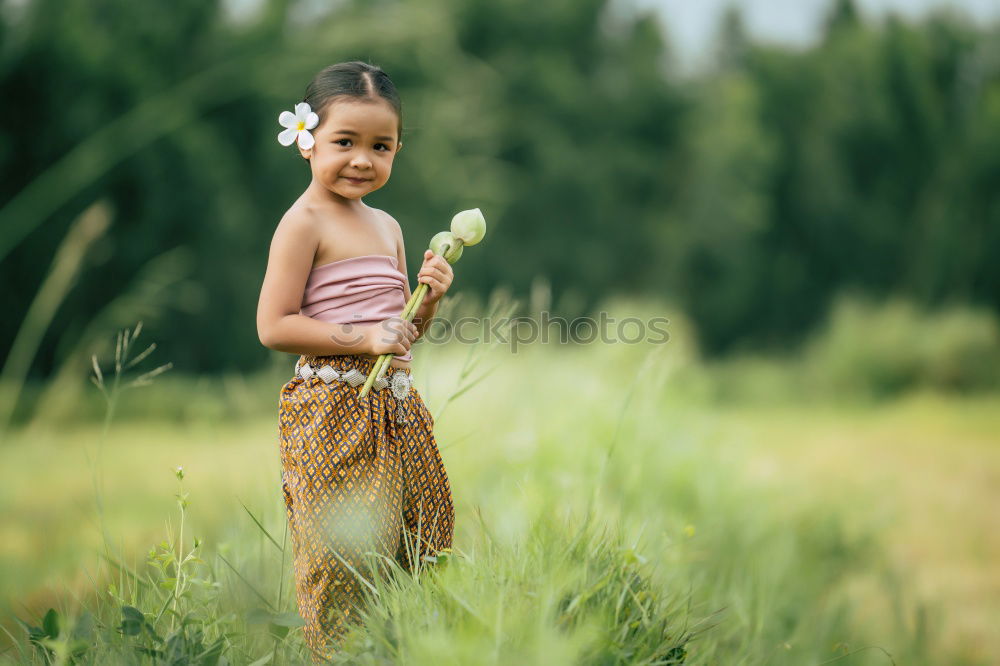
1 0 998 379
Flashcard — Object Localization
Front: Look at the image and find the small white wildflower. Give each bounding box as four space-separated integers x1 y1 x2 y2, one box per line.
277 102 319 150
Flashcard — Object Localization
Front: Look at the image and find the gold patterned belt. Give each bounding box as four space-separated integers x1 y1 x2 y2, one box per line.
293 360 414 424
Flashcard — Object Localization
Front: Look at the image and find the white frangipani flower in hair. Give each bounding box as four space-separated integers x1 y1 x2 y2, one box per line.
277 102 319 150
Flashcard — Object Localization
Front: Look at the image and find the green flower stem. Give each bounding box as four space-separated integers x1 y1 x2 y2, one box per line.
402 282 429 321
359 282 428 397
359 238 460 397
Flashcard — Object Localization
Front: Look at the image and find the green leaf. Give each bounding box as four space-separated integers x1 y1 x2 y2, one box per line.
119 606 145 636
269 611 305 628
42 608 60 639
198 636 227 666
267 624 289 640
245 608 273 626
247 608 303 640
13 616 45 643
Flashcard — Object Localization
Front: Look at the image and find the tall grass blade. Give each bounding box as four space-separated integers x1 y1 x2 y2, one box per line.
239 499 284 553
0 200 111 434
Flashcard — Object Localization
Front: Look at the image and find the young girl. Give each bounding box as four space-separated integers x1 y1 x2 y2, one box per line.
256 61 455 662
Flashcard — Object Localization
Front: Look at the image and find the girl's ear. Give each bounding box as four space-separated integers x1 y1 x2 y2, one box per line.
396 141 403 153
298 145 312 160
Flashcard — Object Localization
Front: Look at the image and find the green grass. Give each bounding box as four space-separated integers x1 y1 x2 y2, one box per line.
1 331 998 664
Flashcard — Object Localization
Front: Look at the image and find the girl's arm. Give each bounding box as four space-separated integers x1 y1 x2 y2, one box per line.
257 211 379 356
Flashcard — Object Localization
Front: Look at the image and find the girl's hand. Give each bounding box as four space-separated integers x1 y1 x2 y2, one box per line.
418 249 454 305
365 317 418 356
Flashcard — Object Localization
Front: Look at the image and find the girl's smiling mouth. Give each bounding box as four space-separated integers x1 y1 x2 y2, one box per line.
342 176 371 185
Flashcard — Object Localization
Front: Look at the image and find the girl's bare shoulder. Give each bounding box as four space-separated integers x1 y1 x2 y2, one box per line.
368 206 403 243
273 201 342 248
277 200 324 231
266 204 323 266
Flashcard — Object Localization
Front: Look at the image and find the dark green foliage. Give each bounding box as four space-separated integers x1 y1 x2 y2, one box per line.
118 606 146 637
245 607 306 640
14 607 94 664
2 0 999 380
118 607 227 666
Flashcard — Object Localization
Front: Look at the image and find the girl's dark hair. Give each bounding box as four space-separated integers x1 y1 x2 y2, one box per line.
303 61 402 138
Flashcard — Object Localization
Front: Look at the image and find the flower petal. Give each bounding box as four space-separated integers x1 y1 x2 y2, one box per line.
278 110 297 128
278 127 298 146
294 102 311 121
305 112 319 130
296 129 315 150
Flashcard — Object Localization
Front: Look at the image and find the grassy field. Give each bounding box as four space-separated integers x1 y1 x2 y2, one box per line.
1 338 998 664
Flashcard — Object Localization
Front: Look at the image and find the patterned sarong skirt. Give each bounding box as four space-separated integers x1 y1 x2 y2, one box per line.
277 353 455 661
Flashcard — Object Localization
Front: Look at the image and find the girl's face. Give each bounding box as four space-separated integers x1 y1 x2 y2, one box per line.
299 97 402 202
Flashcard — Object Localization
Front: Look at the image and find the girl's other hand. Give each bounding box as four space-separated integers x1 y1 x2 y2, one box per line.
418 249 454 305
365 317 418 356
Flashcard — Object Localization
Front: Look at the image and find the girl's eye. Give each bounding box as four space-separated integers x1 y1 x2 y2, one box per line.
334 138 352 147
374 143 389 152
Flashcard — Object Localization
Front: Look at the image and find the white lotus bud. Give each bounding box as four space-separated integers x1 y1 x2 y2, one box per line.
429 231 464 264
450 208 486 246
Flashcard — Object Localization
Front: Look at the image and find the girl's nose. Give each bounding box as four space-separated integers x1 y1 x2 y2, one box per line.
350 152 372 169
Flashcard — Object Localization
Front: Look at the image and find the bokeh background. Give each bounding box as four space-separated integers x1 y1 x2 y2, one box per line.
1 0 998 663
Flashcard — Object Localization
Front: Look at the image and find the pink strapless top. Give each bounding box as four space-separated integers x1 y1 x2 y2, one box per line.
299 254 411 361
